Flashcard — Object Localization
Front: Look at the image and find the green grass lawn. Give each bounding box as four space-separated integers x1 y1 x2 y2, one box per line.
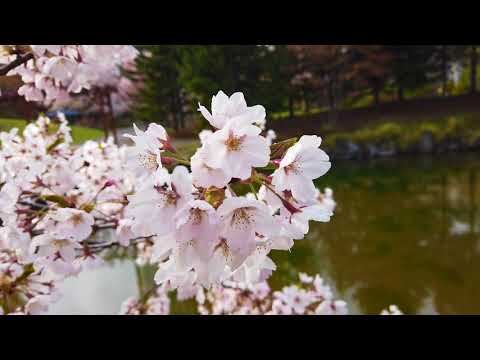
0 118 103 144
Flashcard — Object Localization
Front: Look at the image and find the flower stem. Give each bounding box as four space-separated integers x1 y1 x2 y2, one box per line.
135 264 145 298
249 183 259 200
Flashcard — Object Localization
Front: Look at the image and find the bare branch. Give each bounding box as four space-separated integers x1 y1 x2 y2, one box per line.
0 52 34 76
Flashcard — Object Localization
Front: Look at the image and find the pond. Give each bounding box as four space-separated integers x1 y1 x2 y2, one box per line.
48 152 480 315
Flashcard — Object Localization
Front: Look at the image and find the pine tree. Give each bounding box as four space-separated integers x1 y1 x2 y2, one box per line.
384 45 437 101
178 45 270 108
130 45 189 131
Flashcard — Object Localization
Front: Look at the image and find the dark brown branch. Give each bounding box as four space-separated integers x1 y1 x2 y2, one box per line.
0 53 34 76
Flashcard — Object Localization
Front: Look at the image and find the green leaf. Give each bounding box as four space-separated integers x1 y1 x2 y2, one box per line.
270 137 297 159
40 194 71 208
46 136 64 153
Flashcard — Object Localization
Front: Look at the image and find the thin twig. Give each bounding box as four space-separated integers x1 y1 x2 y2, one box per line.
0 53 34 76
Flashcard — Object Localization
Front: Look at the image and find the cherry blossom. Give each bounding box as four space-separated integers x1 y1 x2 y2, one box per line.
119 285 170 315
197 273 349 316
190 148 230 188
1 45 138 108
216 197 278 269
47 208 95 242
124 123 168 173
201 118 270 181
125 166 193 237
381 305 404 315
272 135 331 204
0 80 340 315
198 91 266 130
266 129 277 146
315 300 349 315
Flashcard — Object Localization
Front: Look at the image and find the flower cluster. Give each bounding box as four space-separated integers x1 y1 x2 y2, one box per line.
0 114 136 314
118 274 406 316
0 84 335 315
0 43 343 315
0 249 59 315
380 305 404 315
119 285 170 315
0 45 138 109
122 91 334 295
196 272 348 315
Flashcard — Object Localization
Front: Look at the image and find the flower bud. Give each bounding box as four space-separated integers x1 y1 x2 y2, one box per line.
80 203 95 213
104 179 116 188
204 187 225 209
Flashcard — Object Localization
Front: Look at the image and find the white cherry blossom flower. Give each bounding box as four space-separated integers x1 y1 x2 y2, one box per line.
272 135 331 204
30 234 81 264
216 197 278 270
174 200 218 251
124 123 168 173
30 45 62 56
274 285 317 314
381 305 403 315
198 129 213 145
48 208 94 242
126 166 193 237
190 148 230 188
202 119 270 180
43 56 77 85
198 91 266 130
265 129 277 146
315 300 349 315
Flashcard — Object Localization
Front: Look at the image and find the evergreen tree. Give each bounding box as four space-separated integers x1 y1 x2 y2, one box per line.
131 45 189 131
177 45 273 112
384 45 437 101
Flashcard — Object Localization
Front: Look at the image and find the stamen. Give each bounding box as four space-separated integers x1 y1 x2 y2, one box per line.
284 161 301 175
230 207 255 230
138 152 158 171
225 133 244 151
70 213 84 226
188 208 204 225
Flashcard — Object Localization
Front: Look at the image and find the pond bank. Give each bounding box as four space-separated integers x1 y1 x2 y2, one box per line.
119 115 480 161
322 116 480 160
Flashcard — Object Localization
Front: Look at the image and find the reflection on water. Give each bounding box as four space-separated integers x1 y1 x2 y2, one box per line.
270 153 480 315
47 261 137 315
50 153 480 315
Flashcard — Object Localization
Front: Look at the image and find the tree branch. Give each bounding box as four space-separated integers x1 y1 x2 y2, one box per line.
0 53 34 76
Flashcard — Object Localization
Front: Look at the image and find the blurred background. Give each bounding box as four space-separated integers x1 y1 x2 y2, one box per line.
1 45 480 314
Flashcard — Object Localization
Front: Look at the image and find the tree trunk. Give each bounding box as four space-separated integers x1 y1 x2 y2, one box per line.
327 80 336 111
327 80 338 124
179 112 185 129
171 95 179 131
288 96 294 119
397 85 404 102
469 169 476 235
178 96 185 129
372 81 381 106
172 111 179 132
470 45 478 94
303 88 310 115
98 94 109 140
106 92 118 144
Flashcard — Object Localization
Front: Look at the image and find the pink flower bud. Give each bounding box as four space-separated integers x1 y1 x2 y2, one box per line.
104 179 116 187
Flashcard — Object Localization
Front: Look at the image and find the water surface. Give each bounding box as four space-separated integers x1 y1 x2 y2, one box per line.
49 153 480 315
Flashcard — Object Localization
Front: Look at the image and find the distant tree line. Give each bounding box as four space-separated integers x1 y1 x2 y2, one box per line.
129 45 479 131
